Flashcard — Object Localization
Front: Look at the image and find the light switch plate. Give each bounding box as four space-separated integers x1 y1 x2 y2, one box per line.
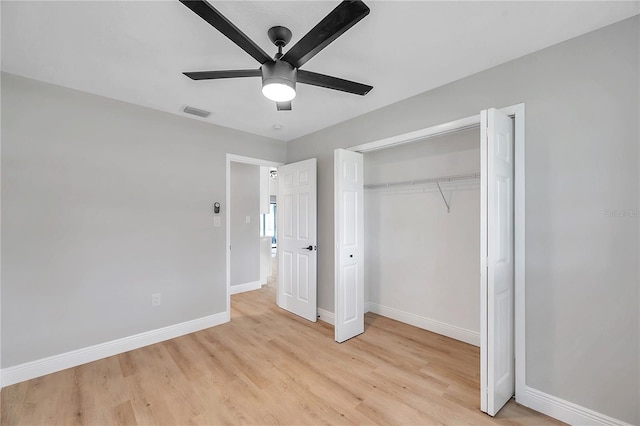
214 216 221 227
246 216 251 224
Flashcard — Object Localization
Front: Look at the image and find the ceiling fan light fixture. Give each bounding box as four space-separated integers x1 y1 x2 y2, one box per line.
262 82 296 102
261 60 297 102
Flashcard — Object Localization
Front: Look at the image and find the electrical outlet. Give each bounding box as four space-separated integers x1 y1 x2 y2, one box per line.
152 293 161 307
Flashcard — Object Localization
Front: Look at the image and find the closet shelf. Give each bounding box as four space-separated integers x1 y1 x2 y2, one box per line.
364 172 480 213
363 172 480 190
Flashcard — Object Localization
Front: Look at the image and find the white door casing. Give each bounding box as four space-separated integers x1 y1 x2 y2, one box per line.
277 158 317 322
480 108 515 416
334 149 364 343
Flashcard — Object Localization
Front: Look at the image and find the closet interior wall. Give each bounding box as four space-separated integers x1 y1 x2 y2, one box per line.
364 127 482 345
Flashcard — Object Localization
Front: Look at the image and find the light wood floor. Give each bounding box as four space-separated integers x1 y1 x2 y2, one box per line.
1 283 562 425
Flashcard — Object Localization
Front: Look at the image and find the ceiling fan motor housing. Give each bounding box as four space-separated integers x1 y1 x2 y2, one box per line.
261 59 297 90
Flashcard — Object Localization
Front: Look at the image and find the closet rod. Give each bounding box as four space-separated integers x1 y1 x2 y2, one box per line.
363 172 480 190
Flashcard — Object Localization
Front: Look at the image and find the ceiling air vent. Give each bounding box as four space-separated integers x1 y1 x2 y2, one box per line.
183 106 211 118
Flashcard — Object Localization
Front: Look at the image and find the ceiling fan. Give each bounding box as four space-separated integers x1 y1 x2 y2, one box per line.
179 0 373 111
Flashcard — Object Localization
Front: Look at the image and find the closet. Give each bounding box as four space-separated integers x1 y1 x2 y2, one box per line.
335 106 520 416
363 127 481 346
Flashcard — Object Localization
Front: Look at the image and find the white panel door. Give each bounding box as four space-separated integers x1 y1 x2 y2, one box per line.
277 158 317 322
480 108 515 416
334 149 364 343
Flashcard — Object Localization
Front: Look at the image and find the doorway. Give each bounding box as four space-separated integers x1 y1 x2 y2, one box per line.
225 154 282 318
226 154 319 324
335 104 525 416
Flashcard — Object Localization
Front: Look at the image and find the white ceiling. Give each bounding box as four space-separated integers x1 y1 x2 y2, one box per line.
2 1 638 142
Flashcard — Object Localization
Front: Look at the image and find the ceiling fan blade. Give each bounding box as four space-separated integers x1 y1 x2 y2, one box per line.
179 0 272 64
276 102 292 111
297 70 372 95
183 69 261 80
281 1 370 68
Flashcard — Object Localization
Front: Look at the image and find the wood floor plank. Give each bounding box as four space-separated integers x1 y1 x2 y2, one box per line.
112 400 137 426
0 381 27 425
1 281 563 425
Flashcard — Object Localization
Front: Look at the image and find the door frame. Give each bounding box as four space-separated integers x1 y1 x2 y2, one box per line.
225 154 283 321
346 103 526 404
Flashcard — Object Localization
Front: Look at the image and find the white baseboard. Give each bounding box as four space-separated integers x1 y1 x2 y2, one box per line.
230 280 262 295
1 311 228 388
518 386 633 426
317 308 335 325
368 302 479 346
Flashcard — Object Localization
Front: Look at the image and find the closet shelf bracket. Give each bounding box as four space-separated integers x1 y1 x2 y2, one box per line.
435 181 451 213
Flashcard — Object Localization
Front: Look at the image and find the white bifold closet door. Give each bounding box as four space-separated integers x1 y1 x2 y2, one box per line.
334 149 364 343
480 108 515 416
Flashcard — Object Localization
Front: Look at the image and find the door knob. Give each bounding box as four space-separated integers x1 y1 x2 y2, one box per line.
303 245 313 251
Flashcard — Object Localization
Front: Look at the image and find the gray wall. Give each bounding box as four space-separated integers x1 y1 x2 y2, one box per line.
230 162 260 286
1 73 286 367
287 16 639 424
